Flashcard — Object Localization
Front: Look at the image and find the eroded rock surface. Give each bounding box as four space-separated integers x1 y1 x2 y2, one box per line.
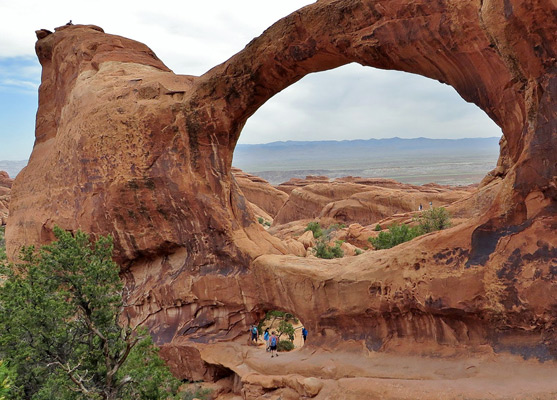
0 171 12 225
232 167 288 219
273 177 475 225
6 0 557 398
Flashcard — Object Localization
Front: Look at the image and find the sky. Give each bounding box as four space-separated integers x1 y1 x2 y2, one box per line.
0 0 502 161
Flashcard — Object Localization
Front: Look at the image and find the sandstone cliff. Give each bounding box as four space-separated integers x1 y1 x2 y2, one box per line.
6 0 557 398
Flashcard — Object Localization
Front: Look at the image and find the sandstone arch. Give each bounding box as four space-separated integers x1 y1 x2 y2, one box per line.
7 0 556 389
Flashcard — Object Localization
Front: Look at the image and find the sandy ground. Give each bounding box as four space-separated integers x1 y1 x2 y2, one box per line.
201 339 557 399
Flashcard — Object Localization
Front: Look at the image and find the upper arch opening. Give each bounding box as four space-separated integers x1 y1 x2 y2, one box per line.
233 64 502 186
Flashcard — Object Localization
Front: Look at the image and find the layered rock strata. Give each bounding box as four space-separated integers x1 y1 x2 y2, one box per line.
6 0 557 397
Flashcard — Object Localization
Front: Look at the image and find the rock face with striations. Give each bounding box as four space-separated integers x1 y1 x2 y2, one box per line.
6 0 557 397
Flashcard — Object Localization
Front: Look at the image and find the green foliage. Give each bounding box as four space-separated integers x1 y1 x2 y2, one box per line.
415 207 452 233
368 223 421 250
181 387 212 400
0 360 13 400
313 239 344 259
284 313 299 324
355 248 363 255
374 224 382 231
368 208 451 250
257 217 271 227
265 310 286 320
0 227 182 399
277 340 295 352
277 320 295 341
0 226 5 263
304 221 323 238
328 223 346 230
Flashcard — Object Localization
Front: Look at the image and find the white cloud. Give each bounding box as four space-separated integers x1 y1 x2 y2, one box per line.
0 0 502 158
0 79 38 90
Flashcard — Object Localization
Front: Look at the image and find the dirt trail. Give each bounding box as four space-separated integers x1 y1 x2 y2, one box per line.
202 340 557 399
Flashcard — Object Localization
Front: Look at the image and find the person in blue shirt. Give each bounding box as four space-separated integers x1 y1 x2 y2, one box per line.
264 328 270 351
269 331 278 357
302 327 308 342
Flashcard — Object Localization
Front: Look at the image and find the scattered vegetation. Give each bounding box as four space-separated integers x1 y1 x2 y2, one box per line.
305 221 323 238
257 217 271 227
415 206 452 232
0 227 184 399
314 239 344 259
0 226 5 263
277 340 295 352
369 207 451 250
182 386 212 400
368 223 421 250
305 221 346 259
374 224 382 231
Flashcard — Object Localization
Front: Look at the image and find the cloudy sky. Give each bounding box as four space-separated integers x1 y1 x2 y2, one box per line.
0 0 502 161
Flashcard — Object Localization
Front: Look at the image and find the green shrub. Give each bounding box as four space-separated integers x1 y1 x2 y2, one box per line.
368 223 421 250
182 386 212 400
355 248 363 255
0 360 13 400
278 320 295 341
374 224 382 231
328 223 346 230
277 340 295 352
314 239 344 259
416 207 451 233
258 217 264 224
305 221 323 238
0 229 5 264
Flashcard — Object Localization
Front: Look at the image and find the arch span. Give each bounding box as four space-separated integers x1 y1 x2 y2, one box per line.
6 0 557 386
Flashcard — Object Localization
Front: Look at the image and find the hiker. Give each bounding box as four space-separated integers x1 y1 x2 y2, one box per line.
269 331 278 357
419 203 423 211
302 327 308 342
264 328 270 351
250 325 258 344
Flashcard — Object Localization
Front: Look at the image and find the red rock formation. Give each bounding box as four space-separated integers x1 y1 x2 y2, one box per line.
6 0 557 397
232 167 288 218
274 177 475 225
0 171 12 225
276 175 332 195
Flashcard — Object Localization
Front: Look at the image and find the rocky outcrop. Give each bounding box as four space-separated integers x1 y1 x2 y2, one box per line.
0 171 12 225
232 167 288 218
274 177 475 225
6 0 557 397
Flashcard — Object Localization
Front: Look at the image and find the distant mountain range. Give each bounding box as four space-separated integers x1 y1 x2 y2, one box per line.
0 160 28 179
1 137 501 186
232 137 501 185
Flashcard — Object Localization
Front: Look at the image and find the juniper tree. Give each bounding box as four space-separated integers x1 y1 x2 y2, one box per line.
0 227 181 400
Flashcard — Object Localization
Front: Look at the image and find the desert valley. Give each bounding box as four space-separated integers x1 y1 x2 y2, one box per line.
1 0 556 399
